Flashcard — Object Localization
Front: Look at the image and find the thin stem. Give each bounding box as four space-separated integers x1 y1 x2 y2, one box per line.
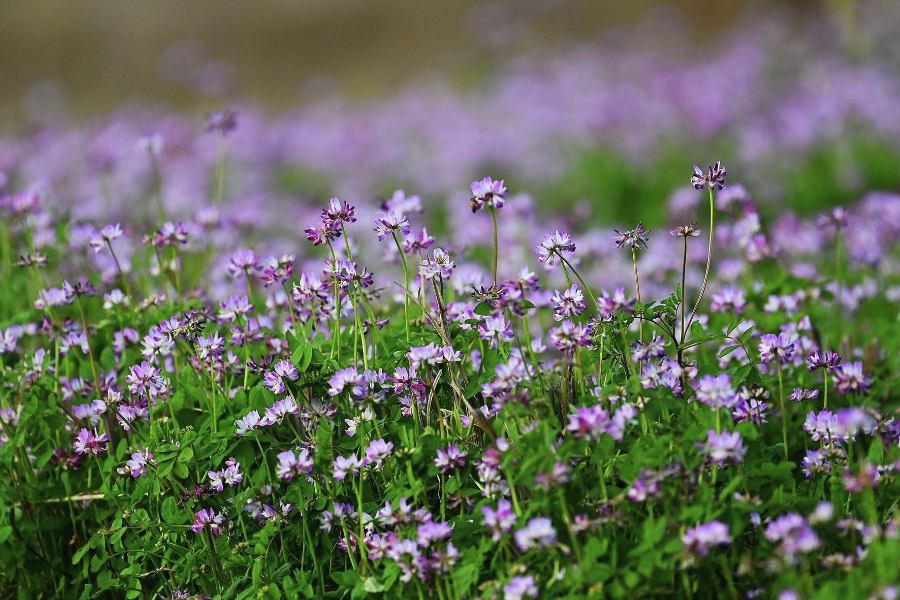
391 232 412 344
632 247 643 343
777 366 788 460
684 187 715 341
106 241 132 297
489 205 499 286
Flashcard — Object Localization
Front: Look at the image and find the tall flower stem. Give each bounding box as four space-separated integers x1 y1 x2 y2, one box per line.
327 243 342 361
777 366 789 460
835 228 844 346
632 247 643 343
213 136 227 206
150 154 166 222
489 205 499 285
559 255 634 377
106 241 131 297
684 187 715 340
391 232 412 344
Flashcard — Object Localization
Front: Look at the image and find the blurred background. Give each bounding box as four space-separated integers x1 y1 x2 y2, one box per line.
0 0 899 228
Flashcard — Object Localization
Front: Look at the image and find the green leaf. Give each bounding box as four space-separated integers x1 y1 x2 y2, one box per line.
161 496 183 525
473 302 493 316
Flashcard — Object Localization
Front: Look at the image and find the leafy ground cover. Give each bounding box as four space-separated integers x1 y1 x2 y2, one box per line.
2 125 900 600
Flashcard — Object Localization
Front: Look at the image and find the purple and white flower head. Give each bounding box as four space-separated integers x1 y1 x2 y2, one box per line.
503 576 539 600
694 374 739 410
192 507 225 537
670 223 701 238
758 333 795 364
321 197 356 228
691 161 726 190
613 222 650 250
89 223 124 253
535 230 575 268
551 285 585 321
596 287 635 319
698 430 746 465
373 210 411 241
227 249 259 278
276 449 314 481
514 517 557 552
470 177 508 212
682 520 732 562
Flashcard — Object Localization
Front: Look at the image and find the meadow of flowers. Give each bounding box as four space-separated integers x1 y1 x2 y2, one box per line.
5 6 900 600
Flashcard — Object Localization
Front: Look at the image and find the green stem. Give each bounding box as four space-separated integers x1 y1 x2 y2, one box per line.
489 205 499 285
391 232 411 344
777 366 788 460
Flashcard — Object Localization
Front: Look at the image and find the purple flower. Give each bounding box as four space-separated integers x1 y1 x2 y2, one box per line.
256 254 294 287
470 177 508 212
276 449 314 480
691 161 726 190
227 250 258 278
758 333 794 364
373 210 411 241
263 360 299 394
304 222 339 246
126 361 165 397
596 287 635 318
694 374 739 410
421 248 455 280
402 227 435 254
807 349 842 372
118 449 154 477
514 517 557 551
321 197 356 227
192 507 225 537
551 285 585 321
670 223 701 237
698 429 746 465
365 439 393 467
434 446 467 473
478 315 514 349
817 206 849 230
328 368 364 397
613 222 650 250
764 513 820 561
503 576 538 600
549 320 592 355
218 295 254 323
710 287 747 315
259 397 300 426
682 520 732 559
788 388 819 403
482 499 517 541
566 405 611 441
205 109 237 135
333 455 364 480
381 189 422 214
208 458 243 491
73 428 108 456
535 230 575 268
89 223 124 253
801 450 831 478
833 361 871 395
